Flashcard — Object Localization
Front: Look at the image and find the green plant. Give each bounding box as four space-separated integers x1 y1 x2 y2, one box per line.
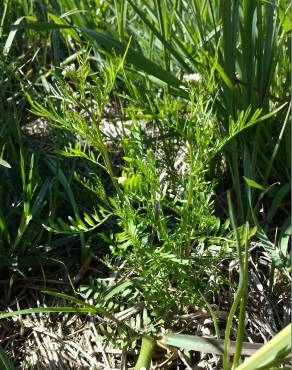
105 0 291 226
0 1 290 368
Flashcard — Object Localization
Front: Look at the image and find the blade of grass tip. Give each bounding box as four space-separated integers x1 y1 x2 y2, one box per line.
11 178 50 252
0 0 9 38
3 16 25 56
0 158 11 168
19 148 26 199
42 290 96 309
0 206 11 244
199 290 221 339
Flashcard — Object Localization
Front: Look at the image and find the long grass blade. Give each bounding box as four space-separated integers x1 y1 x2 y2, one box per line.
160 334 261 357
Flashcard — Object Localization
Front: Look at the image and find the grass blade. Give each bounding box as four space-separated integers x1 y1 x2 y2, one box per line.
0 307 96 320
0 344 14 370
236 324 291 370
3 16 25 56
160 334 261 357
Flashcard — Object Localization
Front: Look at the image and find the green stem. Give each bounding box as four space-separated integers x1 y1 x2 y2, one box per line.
134 335 155 370
232 222 249 368
184 138 194 259
231 140 244 224
223 192 245 369
200 290 221 339
87 107 124 204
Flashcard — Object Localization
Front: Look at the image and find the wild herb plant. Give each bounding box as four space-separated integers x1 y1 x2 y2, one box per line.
27 54 223 319
0 1 290 368
16 0 289 268
28 52 286 337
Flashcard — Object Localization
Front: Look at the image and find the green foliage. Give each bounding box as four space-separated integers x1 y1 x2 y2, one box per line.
0 0 290 367
27 54 228 319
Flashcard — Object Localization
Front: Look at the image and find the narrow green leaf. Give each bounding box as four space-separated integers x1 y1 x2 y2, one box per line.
0 307 96 320
83 213 95 227
160 334 261 356
236 325 291 370
0 344 14 370
266 183 290 225
278 222 291 257
243 177 266 191
3 16 25 56
103 280 133 302
42 290 95 309
215 61 236 93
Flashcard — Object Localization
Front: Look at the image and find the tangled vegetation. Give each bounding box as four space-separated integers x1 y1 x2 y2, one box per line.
0 0 291 369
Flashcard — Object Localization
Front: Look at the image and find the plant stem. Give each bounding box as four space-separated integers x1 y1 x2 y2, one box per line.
134 335 155 370
184 138 194 259
232 222 249 368
223 192 246 369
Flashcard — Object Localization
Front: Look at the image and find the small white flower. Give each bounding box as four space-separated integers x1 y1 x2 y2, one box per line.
182 73 201 83
61 63 76 77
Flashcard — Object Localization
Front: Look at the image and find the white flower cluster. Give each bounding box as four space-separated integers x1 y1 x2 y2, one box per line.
182 73 201 83
61 63 76 77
